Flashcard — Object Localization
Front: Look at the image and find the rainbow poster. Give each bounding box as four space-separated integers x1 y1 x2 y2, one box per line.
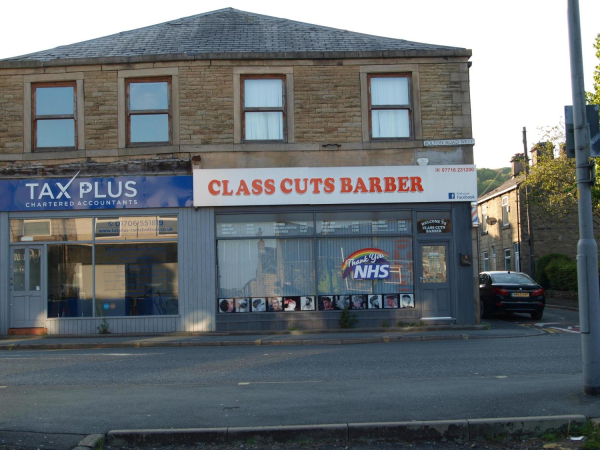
342 248 391 280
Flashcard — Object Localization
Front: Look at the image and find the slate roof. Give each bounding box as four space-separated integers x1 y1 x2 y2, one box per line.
1 8 470 67
478 176 523 203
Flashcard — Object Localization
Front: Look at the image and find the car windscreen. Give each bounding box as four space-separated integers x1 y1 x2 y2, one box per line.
490 272 536 284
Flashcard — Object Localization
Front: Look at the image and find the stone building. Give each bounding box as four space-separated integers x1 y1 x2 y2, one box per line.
0 8 477 335
477 149 592 278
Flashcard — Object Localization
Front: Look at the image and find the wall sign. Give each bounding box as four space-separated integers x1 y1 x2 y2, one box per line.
342 248 391 280
194 165 477 207
417 219 452 234
0 174 193 212
423 139 475 147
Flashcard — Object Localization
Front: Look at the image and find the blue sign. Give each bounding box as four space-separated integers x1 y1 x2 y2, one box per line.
0 174 193 212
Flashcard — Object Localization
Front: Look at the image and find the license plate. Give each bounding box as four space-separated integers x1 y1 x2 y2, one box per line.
512 293 530 298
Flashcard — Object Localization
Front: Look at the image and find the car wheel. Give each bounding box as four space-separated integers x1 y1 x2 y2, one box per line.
531 310 543 320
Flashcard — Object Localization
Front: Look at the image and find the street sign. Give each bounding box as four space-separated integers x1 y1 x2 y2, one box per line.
565 104 600 157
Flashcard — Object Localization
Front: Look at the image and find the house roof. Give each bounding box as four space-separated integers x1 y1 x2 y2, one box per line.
0 8 471 68
478 176 522 203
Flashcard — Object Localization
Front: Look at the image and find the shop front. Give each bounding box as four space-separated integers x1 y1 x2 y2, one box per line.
194 165 478 331
0 174 192 335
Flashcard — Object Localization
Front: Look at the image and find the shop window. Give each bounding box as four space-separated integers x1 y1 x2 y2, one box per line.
502 196 509 226
316 236 414 299
94 216 178 240
94 242 178 317
11 218 93 242
368 74 412 139
218 238 315 299
47 244 93 318
126 78 172 146
504 248 511 271
32 82 77 150
316 210 411 235
482 251 489 271
242 76 286 141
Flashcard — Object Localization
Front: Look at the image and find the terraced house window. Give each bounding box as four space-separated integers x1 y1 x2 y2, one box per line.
126 78 172 146
33 83 77 150
369 74 412 139
242 76 286 141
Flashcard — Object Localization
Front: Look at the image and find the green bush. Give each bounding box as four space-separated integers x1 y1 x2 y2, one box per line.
535 253 572 289
545 259 578 291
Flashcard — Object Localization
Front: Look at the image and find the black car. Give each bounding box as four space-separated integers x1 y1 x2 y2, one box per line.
479 271 545 320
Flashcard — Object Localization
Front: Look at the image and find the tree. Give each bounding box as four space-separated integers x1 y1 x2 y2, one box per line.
586 33 600 105
523 33 600 217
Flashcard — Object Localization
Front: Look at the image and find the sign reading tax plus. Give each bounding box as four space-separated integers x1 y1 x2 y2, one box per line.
0 174 193 212
342 248 391 280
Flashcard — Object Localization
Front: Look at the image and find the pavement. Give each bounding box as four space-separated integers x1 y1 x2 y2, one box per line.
1 298 594 449
0 296 579 352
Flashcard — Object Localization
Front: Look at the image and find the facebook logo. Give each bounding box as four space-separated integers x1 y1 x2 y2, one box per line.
448 193 456 199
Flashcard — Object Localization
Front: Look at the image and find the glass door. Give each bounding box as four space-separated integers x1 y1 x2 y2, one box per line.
10 246 45 328
418 242 452 319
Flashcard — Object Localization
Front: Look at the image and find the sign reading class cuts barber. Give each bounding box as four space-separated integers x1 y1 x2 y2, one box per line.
193 165 477 207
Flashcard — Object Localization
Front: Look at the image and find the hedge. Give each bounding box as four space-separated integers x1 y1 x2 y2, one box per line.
545 259 578 292
535 253 573 290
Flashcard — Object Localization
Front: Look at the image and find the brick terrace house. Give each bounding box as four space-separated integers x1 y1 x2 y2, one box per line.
0 8 478 335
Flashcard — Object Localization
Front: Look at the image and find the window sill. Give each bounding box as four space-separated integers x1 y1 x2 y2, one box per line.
119 145 180 156
23 150 86 160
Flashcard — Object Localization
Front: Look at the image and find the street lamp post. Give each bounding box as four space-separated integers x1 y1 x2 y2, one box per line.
567 0 600 395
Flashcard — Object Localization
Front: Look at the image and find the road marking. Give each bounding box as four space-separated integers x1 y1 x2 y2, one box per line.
0 386 6 388
238 381 323 386
495 376 508 379
549 327 580 334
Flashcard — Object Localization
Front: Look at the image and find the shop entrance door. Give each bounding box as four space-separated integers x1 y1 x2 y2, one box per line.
418 242 452 319
10 246 45 328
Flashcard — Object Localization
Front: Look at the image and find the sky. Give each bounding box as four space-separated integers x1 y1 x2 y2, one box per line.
1 0 599 169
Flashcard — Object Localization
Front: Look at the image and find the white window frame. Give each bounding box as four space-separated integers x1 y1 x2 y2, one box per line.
481 205 488 234
514 243 521 272
501 195 509 226
23 73 85 153
491 247 496 270
482 251 489 271
504 248 511 271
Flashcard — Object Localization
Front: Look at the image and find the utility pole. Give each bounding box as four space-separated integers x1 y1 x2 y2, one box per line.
568 0 600 395
522 127 534 277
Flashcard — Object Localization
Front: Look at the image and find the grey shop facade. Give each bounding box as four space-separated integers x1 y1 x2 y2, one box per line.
0 165 477 335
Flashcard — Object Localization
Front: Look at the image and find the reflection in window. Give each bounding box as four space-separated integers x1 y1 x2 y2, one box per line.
317 237 413 295
94 243 178 316
47 245 93 317
127 79 171 145
218 239 314 298
421 245 447 283
33 83 76 149
11 218 93 242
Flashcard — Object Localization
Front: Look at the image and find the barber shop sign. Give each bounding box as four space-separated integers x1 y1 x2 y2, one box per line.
342 248 391 280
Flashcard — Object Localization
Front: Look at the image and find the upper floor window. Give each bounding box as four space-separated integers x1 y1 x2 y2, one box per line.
368 74 411 140
126 78 172 146
33 82 77 150
481 205 488 234
242 76 286 142
501 196 509 226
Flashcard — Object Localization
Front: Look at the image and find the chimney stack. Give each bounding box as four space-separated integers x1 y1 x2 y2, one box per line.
511 153 525 178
